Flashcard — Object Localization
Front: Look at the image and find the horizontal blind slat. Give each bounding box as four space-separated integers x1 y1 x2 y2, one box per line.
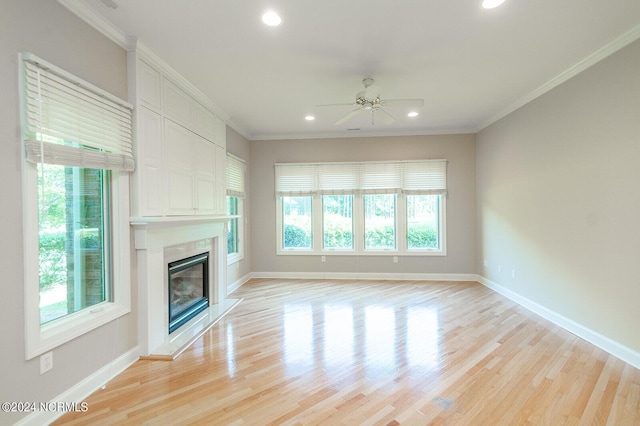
23 56 134 171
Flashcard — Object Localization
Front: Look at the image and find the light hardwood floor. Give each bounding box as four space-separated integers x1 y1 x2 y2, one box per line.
55 279 640 425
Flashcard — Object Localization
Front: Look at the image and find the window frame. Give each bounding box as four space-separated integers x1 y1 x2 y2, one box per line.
277 195 315 254
23 163 131 360
20 53 132 360
276 193 446 256
226 154 246 265
275 160 447 257
321 194 354 252
226 195 245 265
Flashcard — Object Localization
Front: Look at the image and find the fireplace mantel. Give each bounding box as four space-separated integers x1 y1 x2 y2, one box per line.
130 214 238 227
131 216 240 359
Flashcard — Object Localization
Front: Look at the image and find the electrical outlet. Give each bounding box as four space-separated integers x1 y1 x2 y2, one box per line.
484 259 488 267
321 256 326 263
498 265 502 273
40 351 53 374
511 269 517 279
393 256 398 263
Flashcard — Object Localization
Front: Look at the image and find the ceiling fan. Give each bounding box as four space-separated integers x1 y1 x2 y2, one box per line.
318 78 424 125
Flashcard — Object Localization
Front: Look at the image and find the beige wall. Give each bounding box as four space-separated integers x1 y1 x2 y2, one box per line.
0 1 136 423
226 126 252 288
250 134 476 275
476 39 640 353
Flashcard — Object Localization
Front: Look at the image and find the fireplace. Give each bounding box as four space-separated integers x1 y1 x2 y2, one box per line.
131 218 241 359
168 252 209 334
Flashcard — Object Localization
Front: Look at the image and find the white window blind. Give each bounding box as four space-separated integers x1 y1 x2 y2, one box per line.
402 160 448 195
21 53 134 171
275 163 318 196
275 159 447 195
360 161 403 194
317 162 360 194
227 153 246 198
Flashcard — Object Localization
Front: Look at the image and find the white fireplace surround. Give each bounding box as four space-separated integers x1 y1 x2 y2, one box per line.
131 216 240 359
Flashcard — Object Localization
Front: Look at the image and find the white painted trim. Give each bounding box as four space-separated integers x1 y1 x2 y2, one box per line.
133 41 229 121
228 272 252 294
249 127 476 142
477 275 640 371
477 23 640 132
57 0 230 122
251 271 478 282
15 346 140 426
56 0 133 49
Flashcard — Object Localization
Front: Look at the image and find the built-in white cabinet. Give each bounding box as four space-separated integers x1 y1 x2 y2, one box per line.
163 77 217 142
138 59 161 111
163 119 218 215
214 144 226 214
136 106 163 216
130 51 227 217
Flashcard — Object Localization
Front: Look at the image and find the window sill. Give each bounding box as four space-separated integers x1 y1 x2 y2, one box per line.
227 252 244 265
276 250 447 256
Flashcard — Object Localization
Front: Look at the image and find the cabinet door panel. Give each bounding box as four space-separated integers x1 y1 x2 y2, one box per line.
194 102 215 142
215 145 227 215
138 60 161 110
164 78 193 128
166 170 194 214
164 119 194 214
214 116 226 148
137 107 163 215
194 136 216 214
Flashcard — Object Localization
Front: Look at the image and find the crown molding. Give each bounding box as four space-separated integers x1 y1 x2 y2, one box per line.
477 23 640 132
57 0 134 50
133 41 230 121
57 0 229 121
248 127 476 141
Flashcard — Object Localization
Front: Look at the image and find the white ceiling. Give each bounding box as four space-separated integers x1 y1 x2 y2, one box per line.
72 0 640 140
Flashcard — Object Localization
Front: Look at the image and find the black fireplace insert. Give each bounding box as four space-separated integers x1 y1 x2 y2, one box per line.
168 252 209 334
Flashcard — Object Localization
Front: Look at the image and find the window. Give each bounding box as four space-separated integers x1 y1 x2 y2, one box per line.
323 195 353 250
38 163 111 325
275 160 447 256
21 53 133 359
227 196 239 254
364 194 396 250
282 196 313 250
226 154 246 263
407 194 442 250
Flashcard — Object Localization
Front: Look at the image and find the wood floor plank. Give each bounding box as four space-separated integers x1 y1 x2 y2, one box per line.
53 279 640 425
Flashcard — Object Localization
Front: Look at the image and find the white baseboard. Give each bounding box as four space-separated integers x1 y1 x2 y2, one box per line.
228 272 252 295
16 346 140 426
477 275 640 371
251 271 478 282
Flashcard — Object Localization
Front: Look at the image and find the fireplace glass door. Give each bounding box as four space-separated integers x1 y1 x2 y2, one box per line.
168 252 209 333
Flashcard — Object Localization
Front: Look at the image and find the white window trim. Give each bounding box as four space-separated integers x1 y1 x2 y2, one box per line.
276 193 446 256
20 53 131 360
22 165 131 360
227 197 245 265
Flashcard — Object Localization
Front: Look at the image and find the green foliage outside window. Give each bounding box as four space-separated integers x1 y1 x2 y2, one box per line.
407 224 438 249
284 223 312 248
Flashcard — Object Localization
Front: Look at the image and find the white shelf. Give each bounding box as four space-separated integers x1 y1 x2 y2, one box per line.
130 215 238 227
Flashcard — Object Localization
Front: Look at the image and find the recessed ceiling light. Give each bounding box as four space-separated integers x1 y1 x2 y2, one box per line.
408 112 419 118
305 115 315 121
262 11 282 26
482 0 505 9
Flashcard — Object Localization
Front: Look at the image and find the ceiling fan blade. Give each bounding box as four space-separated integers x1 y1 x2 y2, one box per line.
381 98 425 108
316 102 356 107
335 107 364 125
377 108 395 125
